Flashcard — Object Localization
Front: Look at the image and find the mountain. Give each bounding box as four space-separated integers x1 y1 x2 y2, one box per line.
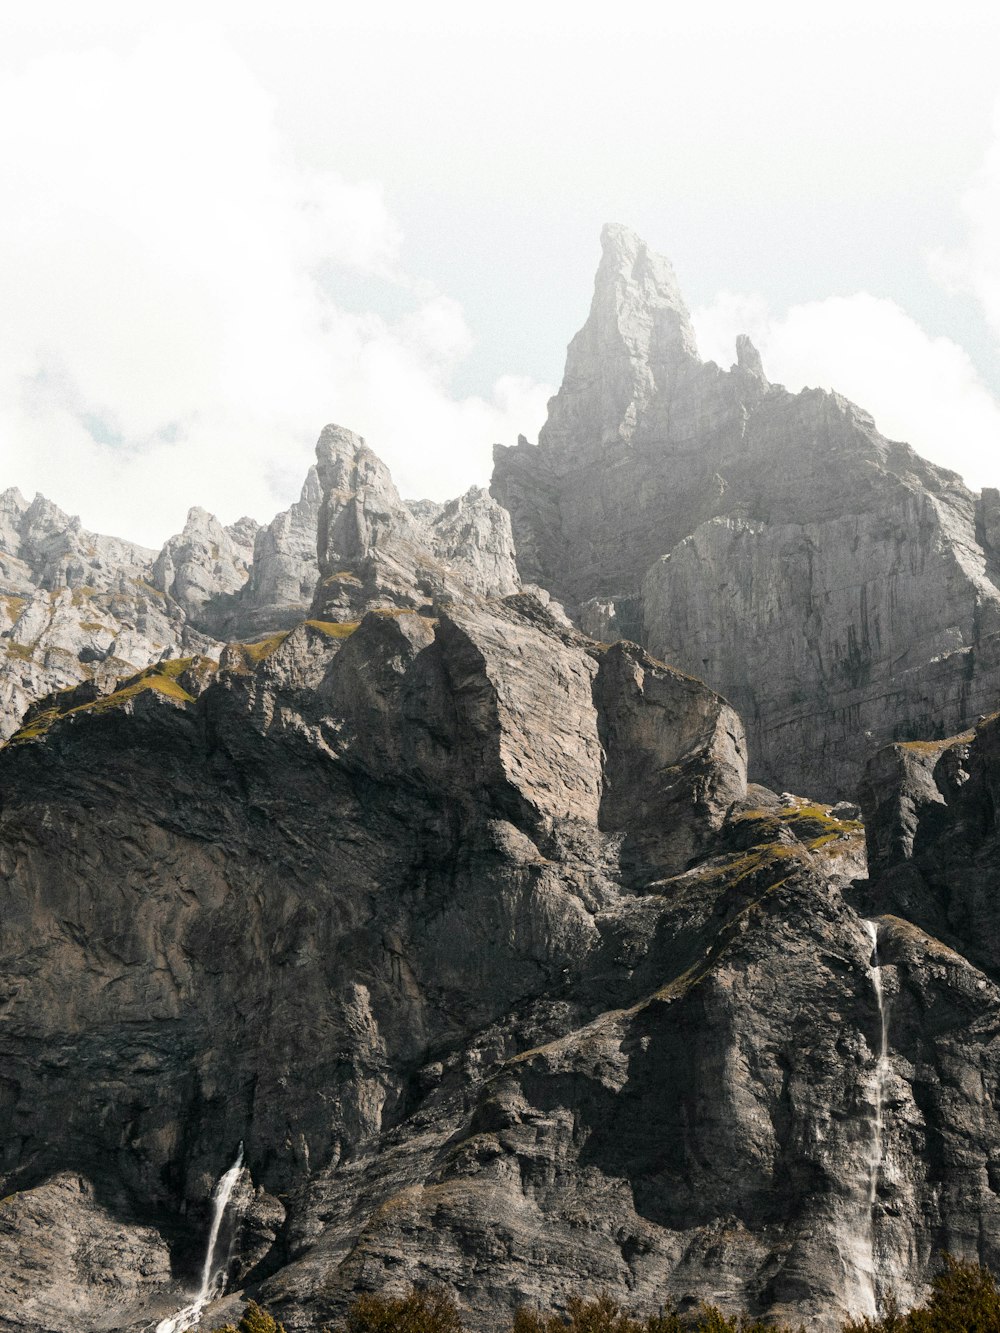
6 232 1000 1333
491 224 1000 799
3 418 1000 1333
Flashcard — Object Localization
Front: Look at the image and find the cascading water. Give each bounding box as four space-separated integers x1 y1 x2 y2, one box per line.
156 1144 245 1333
863 920 890 1210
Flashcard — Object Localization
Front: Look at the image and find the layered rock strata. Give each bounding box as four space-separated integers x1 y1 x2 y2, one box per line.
492 225 1000 797
0 426 517 742
4 434 1000 1333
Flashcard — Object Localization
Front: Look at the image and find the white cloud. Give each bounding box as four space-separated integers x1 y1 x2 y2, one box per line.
931 101 1000 348
692 291 1000 490
0 28 551 548
691 93 1000 495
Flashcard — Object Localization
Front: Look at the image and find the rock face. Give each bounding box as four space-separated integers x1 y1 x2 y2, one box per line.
4 422 1000 1332
0 488 222 742
235 467 324 636
492 225 1000 798
151 507 259 630
311 424 519 619
1 426 518 741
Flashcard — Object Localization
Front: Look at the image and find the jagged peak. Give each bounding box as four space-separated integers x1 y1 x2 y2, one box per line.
594 223 696 339
182 505 220 530
735 333 767 382
298 464 322 505
316 423 369 462
537 226 699 455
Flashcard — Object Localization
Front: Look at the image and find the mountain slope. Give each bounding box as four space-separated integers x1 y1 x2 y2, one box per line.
492 225 1000 798
2 431 1000 1333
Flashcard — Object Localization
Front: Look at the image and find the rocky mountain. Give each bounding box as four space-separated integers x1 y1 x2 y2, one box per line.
492 224 1000 799
6 231 1000 1333
0 426 522 748
3 420 1000 1333
309 424 520 621
0 486 222 742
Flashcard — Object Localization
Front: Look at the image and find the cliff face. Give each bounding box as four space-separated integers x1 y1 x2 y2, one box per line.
3 431 1000 1333
0 424 519 744
0 487 222 742
491 226 1000 798
310 424 519 620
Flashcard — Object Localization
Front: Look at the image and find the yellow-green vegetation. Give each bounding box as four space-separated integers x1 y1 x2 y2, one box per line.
6 658 203 746
4 641 34 661
730 801 862 849
210 1301 286 1333
67 670 193 711
70 585 96 606
130 576 167 601
305 619 360 639
78 621 107 634
1 594 26 621
10 706 62 743
236 630 291 664
322 570 363 585
320 1261 1000 1333
899 739 954 756
678 842 801 898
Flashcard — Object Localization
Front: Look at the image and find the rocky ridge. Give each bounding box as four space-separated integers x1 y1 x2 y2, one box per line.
2 427 1000 1333
491 224 1000 798
0 426 522 744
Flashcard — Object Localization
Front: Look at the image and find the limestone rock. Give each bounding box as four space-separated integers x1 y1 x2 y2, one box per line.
311 424 519 619
235 467 323 635
152 506 258 628
492 226 1000 798
0 568 997 1332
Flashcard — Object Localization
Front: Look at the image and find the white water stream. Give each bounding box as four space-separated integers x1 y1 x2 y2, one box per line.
863 920 890 1211
156 1143 245 1333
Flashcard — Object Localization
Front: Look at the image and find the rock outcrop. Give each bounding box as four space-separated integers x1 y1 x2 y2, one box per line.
0 426 519 742
0 488 221 742
4 430 1000 1333
492 225 1000 798
234 468 324 636
151 507 259 630
311 424 519 619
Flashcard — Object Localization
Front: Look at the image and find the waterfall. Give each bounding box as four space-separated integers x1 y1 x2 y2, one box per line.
156 1143 245 1333
863 920 890 1210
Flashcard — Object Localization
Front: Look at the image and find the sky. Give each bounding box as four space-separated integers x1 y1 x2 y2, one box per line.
2 2 1000 548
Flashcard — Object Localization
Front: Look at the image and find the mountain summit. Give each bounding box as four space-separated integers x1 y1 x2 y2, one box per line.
493 228 1000 797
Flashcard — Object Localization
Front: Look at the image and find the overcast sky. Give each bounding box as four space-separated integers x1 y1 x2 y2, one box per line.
2 2 1000 547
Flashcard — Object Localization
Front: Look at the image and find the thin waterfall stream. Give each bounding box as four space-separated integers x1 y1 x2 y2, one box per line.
156 1143 245 1333
863 920 890 1211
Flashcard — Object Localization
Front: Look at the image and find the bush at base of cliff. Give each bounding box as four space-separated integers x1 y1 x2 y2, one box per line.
210 1299 287 1333
844 1256 1000 1333
513 1294 795 1333
334 1287 465 1333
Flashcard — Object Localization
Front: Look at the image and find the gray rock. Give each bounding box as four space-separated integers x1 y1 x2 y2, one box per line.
234 467 323 635
1 559 998 1331
152 505 258 626
311 424 519 619
492 224 1000 798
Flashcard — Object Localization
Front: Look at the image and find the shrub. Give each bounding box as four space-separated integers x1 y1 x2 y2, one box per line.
843 1256 1000 1333
337 1288 464 1333
511 1294 787 1332
209 1300 286 1333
